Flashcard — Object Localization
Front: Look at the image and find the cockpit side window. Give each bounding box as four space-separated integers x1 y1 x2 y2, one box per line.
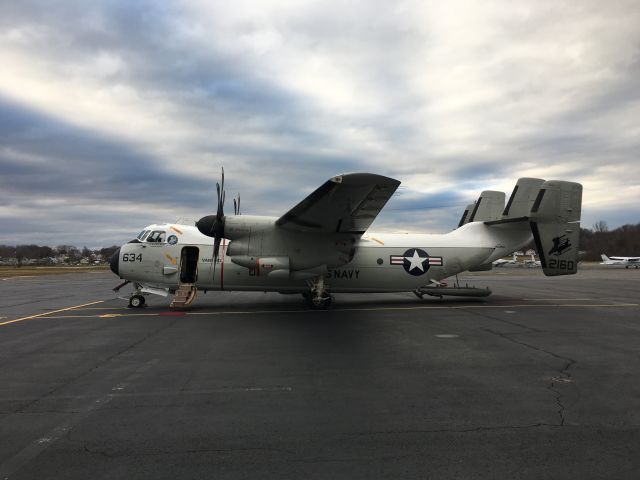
146 230 166 243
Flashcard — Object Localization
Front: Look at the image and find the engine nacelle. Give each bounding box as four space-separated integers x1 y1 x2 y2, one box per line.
224 215 276 240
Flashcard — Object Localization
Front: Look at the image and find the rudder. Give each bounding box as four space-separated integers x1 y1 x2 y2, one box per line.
469 191 505 222
529 180 583 276
503 178 545 219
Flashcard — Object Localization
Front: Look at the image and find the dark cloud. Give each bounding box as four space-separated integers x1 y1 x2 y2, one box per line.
0 97 213 204
1 1 638 246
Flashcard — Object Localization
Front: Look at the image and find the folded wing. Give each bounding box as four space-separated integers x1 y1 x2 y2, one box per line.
276 173 400 234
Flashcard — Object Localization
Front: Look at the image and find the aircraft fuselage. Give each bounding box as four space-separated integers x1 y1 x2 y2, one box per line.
112 221 532 294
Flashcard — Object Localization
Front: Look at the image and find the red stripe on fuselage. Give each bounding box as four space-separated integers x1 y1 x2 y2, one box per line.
220 239 226 290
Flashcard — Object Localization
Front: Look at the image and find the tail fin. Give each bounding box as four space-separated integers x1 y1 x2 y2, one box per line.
529 180 583 276
600 254 610 262
457 204 475 227
469 191 505 222
503 178 545 219
459 190 507 227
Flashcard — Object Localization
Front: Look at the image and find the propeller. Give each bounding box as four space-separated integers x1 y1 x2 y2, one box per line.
196 167 227 268
233 193 241 216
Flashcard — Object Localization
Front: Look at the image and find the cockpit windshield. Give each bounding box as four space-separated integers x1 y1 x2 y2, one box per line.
146 230 166 243
137 230 150 240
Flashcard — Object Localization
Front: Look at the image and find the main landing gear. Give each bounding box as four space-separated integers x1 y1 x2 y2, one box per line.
303 276 333 309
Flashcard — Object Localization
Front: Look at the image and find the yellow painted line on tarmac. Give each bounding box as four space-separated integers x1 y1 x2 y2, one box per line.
77 307 130 310
34 302 640 319
0 300 105 327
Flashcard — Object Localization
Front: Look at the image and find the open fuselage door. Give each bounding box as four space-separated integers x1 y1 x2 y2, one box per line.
171 246 199 307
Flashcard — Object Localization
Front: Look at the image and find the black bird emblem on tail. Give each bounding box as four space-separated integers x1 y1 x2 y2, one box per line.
548 235 571 256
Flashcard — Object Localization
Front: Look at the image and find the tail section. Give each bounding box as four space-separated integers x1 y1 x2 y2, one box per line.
502 178 545 219
601 254 610 263
469 191 505 222
529 180 583 276
457 203 475 227
459 191 505 227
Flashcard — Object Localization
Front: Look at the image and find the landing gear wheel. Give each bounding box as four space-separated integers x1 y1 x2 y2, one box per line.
305 276 333 309
307 293 333 310
128 294 145 308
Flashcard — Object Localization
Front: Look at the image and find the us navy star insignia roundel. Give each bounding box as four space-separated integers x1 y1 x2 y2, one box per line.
389 248 443 276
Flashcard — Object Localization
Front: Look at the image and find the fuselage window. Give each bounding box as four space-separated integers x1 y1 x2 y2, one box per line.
147 230 166 243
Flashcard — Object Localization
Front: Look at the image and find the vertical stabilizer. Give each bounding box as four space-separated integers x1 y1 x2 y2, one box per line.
468 191 505 222
529 180 583 276
457 204 475 227
503 178 545 219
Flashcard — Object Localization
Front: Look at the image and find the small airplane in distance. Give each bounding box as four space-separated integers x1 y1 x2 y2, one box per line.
600 254 640 269
492 252 541 268
492 252 519 267
524 252 542 268
110 171 582 309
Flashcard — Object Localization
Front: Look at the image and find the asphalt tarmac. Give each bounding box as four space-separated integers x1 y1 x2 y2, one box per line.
1 266 639 479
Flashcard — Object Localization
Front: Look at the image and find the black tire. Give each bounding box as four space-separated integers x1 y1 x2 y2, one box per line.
128 295 145 308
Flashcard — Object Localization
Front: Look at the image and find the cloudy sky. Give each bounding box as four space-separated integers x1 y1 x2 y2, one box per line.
1 0 639 247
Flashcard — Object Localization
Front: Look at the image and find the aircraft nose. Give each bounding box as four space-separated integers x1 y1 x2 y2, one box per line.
109 247 121 276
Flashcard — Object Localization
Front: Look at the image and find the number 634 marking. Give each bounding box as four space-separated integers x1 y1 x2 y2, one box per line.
122 253 142 262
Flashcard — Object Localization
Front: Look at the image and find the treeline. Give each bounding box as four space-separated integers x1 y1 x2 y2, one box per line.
1 223 637 264
0 245 120 265
580 223 640 261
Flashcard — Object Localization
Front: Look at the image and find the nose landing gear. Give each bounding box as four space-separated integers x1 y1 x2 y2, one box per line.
113 280 147 308
120 282 146 308
128 294 146 308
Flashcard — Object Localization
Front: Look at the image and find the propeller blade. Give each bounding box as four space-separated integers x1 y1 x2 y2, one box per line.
233 198 237 216
237 194 240 215
212 235 222 279
197 168 228 277
213 236 222 261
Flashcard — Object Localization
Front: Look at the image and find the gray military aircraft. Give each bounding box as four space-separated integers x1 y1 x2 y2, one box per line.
110 172 582 308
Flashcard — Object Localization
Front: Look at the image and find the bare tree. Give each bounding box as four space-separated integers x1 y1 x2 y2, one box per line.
592 220 609 232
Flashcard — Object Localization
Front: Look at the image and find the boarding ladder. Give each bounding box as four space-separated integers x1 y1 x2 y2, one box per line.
170 283 197 308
